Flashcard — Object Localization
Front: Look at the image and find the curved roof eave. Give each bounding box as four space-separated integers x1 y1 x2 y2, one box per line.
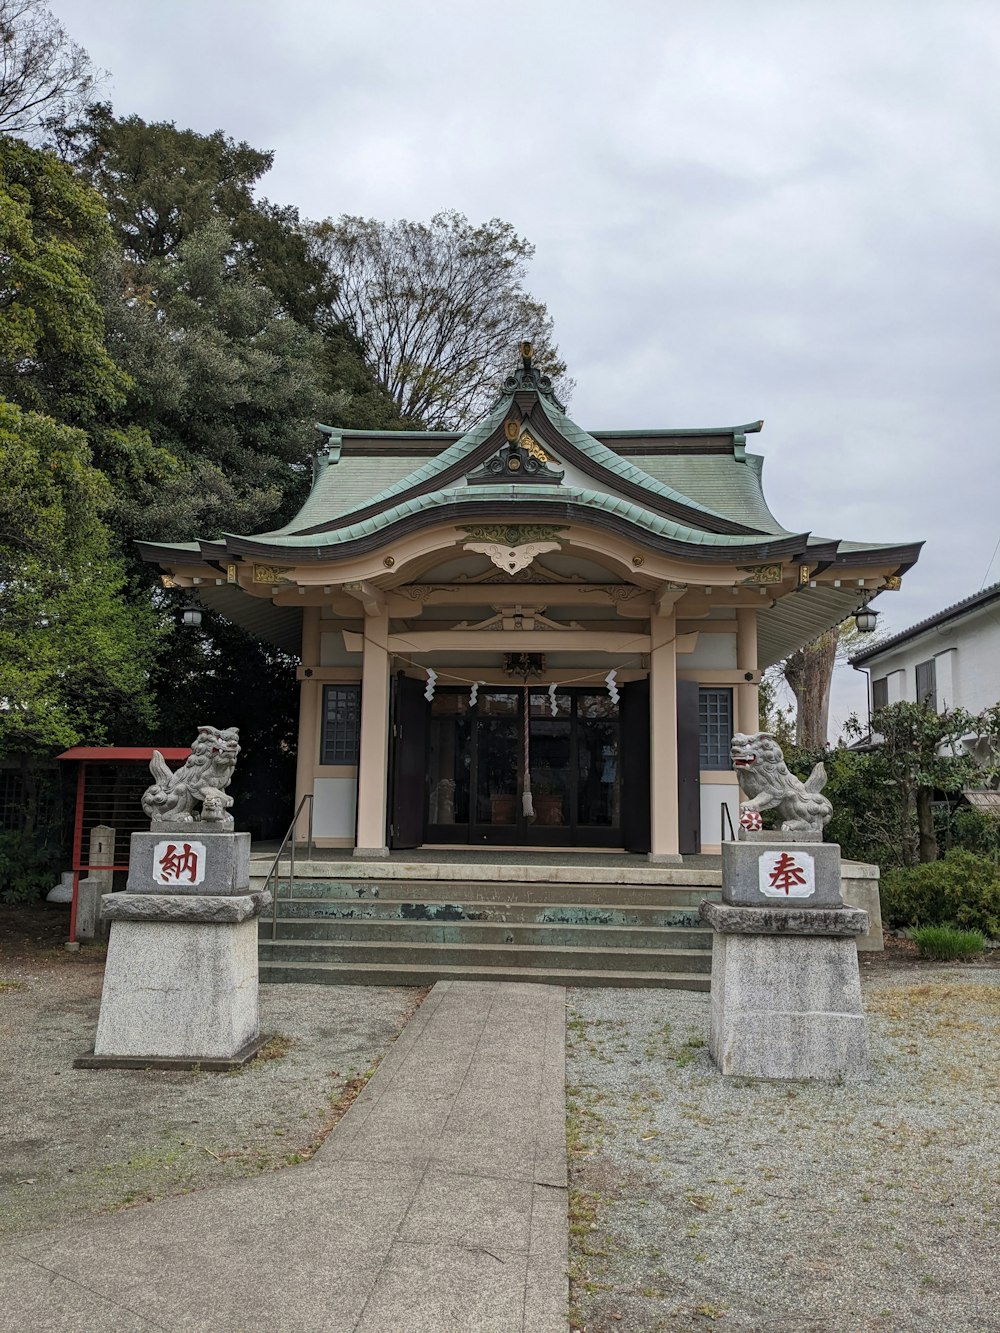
210 487 815 566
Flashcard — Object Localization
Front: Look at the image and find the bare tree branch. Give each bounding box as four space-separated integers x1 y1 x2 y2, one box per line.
0 0 102 138
309 211 573 429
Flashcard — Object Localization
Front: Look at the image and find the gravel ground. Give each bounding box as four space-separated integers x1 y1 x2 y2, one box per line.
0 934 422 1240
566 963 1000 1333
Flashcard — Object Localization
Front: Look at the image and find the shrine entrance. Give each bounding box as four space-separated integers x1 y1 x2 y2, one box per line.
422 686 624 848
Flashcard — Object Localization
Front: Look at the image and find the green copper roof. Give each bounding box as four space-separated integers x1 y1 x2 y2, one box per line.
138 350 921 581
230 482 796 553
627 453 791 537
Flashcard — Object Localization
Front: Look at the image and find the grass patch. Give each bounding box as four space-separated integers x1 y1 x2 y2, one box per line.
911 925 986 961
0 979 26 992
866 981 1000 1018
249 1034 295 1063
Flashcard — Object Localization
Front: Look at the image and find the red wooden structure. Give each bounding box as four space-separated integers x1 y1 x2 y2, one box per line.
56 747 191 942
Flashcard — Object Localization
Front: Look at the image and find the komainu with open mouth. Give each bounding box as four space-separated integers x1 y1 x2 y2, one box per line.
730 732 832 836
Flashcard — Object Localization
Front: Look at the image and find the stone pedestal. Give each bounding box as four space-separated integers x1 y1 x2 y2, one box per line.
127 829 250 895
702 837 871 1082
79 830 268 1071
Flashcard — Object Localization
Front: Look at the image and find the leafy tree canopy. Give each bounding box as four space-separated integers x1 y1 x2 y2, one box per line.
56 105 332 324
310 210 572 429
98 219 334 540
0 135 127 422
0 399 156 759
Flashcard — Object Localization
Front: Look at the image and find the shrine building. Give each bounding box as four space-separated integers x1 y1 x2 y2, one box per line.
139 346 920 862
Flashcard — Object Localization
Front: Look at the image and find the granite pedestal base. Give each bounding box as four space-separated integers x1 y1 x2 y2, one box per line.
88 892 267 1066
700 900 870 1082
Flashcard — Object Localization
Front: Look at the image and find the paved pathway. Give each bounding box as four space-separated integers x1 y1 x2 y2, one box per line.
1 981 568 1332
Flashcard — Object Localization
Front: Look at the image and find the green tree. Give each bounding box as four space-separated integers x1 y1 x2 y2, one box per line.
0 400 156 829
57 105 331 324
96 219 335 541
839 701 982 864
310 210 572 428
0 135 127 422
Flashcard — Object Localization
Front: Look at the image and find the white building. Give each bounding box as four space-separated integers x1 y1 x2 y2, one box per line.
850 581 1000 723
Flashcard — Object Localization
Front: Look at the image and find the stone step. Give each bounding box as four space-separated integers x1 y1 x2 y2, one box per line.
250 859 722 888
251 878 719 908
260 918 711 951
258 958 711 991
260 897 710 929
257 938 712 974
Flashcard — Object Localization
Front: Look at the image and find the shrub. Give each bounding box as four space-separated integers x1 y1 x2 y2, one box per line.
880 850 1000 938
944 805 1000 859
0 831 59 905
911 925 987 961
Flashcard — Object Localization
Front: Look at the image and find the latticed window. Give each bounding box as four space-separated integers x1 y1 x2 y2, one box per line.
915 659 937 710
321 685 361 764
699 688 733 770
871 676 889 712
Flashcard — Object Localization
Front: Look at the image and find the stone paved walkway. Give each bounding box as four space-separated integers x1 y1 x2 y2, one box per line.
1 981 567 1332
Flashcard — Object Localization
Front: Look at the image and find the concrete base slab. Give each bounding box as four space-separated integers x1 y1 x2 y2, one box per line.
708 931 870 1081
94 916 260 1060
73 1033 272 1072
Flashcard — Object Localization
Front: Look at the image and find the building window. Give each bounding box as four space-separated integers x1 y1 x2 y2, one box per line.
699 688 733 770
871 676 889 713
321 685 361 764
915 659 937 711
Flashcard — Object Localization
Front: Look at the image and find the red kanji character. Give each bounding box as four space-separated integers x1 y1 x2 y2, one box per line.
767 851 807 895
158 842 200 883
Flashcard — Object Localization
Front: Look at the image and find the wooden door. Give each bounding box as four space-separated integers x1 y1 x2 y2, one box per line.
620 678 651 853
389 673 428 849
676 679 701 855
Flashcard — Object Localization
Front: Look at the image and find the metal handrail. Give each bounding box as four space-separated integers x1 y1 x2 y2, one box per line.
721 801 736 844
266 793 314 940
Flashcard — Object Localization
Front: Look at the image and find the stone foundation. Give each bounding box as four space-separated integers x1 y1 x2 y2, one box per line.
92 893 267 1061
701 899 870 1082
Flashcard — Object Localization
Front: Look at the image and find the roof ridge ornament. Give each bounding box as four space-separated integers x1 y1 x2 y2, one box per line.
496 340 567 411
466 416 564 486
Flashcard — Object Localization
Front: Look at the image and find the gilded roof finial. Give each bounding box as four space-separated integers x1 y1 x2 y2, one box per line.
519 340 533 371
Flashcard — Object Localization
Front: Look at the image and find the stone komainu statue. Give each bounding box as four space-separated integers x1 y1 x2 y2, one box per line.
141 726 240 828
731 732 833 837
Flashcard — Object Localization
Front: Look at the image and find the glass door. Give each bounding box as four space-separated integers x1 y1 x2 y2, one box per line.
424 686 622 846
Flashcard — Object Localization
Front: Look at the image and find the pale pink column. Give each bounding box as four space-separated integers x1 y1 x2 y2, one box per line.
648 611 682 863
353 610 391 858
736 608 759 734
293 608 321 842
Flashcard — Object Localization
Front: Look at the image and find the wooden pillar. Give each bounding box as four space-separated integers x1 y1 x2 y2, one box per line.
294 608 321 840
648 611 682 863
736 608 759 734
354 609 391 858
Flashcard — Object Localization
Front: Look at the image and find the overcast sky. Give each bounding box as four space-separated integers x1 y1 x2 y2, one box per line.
56 0 1000 732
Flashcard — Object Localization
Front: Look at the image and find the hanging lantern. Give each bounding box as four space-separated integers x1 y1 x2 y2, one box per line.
854 605 879 634
181 604 203 628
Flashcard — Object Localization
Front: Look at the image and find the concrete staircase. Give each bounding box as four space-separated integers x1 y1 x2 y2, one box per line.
252 859 721 990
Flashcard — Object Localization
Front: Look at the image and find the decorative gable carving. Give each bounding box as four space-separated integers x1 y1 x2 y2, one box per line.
466 426 564 486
